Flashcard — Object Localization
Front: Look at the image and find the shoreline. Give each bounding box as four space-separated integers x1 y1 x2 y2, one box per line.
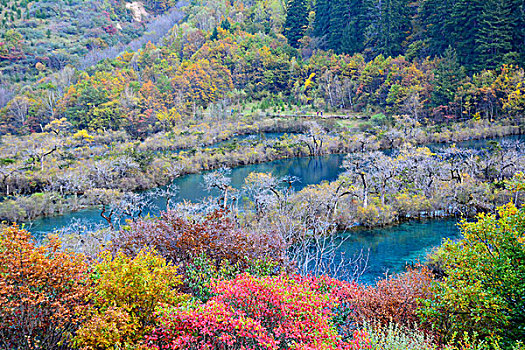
7 120 524 227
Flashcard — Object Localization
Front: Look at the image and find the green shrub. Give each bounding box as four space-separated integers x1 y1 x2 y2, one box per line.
419 203 525 347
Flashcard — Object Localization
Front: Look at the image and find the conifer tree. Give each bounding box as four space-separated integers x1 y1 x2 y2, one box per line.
476 0 513 69
365 0 412 57
431 47 465 108
327 0 349 52
210 27 219 41
284 0 308 48
343 0 369 54
508 0 525 66
220 18 232 32
313 0 331 40
419 0 455 56
448 0 484 71
314 0 368 54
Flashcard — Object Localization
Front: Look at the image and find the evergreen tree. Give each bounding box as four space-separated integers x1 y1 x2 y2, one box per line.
313 0 331 40
314 0 368 54
431 47 465 108
365 0 413 57
507 0 525 66
284 0 309 48
343 0 369 54
476 0 513 69
448 0 484 71
210 27 219 41
220 18 232 32
419 0 455 56
327 0 349 52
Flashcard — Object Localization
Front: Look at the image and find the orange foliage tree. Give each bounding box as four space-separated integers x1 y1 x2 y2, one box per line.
352 267 434 328
171 59 233 113
0 225 91 350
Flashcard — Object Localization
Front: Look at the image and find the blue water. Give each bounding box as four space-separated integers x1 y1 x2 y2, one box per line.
341 219 460 284
25 134 522 283
28 154 347 235
428 134 524 151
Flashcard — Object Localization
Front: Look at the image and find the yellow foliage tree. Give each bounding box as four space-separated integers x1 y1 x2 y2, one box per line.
74 249 187 349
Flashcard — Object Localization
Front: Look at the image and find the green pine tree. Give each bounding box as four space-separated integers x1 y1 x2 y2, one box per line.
476 0 513 69
448 0 485 71
327 0 349 52
210 27 219 41
283 0 309 48
343 0 369 54
220 18 232 32
313 0 331 40
508 0 525 66
431 47 466 108
364 0 413 57
419 0 455 56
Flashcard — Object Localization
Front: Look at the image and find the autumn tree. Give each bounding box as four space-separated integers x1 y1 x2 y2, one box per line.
0 226 90 350
74 249 187 349
420 203 525 345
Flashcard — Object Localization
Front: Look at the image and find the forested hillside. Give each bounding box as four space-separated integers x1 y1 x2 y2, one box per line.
1 1 525 350
1 0 524 135
0 0 178 87
0 0 523 223
306 0 525 71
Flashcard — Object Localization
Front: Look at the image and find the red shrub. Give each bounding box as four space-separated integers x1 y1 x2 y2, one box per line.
147 273 361 350
112 209 286 268
352 267 434 327
346 330 372 350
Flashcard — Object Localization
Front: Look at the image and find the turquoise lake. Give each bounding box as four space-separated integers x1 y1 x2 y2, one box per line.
27 134 523 284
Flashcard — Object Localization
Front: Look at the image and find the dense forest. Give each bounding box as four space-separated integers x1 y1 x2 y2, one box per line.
0 0 525 349
1 0 524 134
307 0 525 71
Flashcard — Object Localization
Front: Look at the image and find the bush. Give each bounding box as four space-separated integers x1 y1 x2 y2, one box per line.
0 225 90 349
354 322 436 350
147 273 360 350
74 249 187 350
349 323 496 350
419 203 525 347
353 267 434 328
183 253 279 302
356 200 396 227
112 209 286 269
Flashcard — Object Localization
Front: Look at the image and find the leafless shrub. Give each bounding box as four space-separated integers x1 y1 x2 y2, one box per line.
0 86 14 108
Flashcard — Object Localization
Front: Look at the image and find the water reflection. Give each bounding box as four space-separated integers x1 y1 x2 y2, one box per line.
29 154 347 236
26 135 521 283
